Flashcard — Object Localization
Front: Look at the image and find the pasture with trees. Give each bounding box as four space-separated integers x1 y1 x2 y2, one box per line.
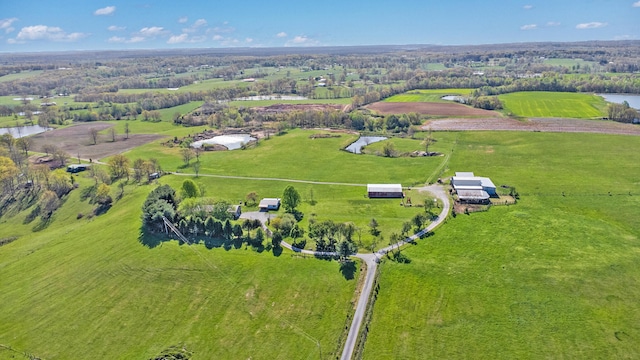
2 41 640 359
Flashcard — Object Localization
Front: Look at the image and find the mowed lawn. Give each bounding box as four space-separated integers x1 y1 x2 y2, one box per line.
0 179 358 360
384 89 473 103
499 91 607 119
362 131 640 359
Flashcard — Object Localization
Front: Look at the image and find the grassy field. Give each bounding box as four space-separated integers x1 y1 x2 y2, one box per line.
0 70 44 83
383 89 473 103
543 58 598 69
499 91 607 119
125 129 457 249
362 131 640 359
0 175 359 360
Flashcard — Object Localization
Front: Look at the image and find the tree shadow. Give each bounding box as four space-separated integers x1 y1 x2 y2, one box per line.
339 260 356 280
138 228 164 248
272 245 283 257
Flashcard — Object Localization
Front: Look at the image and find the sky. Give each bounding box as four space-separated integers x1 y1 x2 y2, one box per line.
0 0 639 53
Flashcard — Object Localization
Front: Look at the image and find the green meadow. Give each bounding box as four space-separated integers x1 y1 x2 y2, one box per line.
499 91 607 119
362 131 640 359
0 175 359 360
383 89 473 103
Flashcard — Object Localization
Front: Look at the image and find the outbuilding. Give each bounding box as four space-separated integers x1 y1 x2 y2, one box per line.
259 198 281 211
451 172 496 196
367 184 403 198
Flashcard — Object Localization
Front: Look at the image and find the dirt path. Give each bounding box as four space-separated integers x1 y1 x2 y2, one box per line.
424 117 640 135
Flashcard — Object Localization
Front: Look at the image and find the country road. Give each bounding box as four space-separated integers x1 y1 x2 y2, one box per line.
276 184 451 360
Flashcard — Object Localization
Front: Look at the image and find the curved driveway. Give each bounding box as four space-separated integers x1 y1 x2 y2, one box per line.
278 184 450 360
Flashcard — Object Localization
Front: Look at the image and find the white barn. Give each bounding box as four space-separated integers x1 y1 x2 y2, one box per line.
367 184 403 198
451 172 496 196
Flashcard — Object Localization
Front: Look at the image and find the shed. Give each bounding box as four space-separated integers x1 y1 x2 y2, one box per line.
259 198 281 211
367 184 403 198
457 190 490 204
451 173 496 196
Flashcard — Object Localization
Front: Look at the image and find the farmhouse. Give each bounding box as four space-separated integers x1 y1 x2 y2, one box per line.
259 198 281 211
367 184 403 198
451 172 496 203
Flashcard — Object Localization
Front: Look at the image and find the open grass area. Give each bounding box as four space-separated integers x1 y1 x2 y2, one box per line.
383 89 473 103
0 176 359 360
499 91 607 119
362 131 640 359
543 58 598 69
0 70 44 83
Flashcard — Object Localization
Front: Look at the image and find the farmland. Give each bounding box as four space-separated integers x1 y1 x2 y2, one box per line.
362 131 640 359
499 91 607 119
383 89 473 103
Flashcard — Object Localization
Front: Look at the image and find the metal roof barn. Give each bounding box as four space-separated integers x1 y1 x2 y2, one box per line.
367 184 403 198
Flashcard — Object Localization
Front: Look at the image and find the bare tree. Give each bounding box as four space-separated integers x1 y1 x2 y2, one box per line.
89 128 99 145
181 148 194 166
124 122 130 139
110 127 116 142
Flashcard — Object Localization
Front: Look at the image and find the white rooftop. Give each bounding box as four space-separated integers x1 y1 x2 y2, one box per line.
367 184 402 192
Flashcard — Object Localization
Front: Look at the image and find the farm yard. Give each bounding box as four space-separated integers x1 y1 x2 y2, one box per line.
1 41 640 360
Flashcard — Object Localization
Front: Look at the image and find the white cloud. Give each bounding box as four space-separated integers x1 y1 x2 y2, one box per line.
276 31 287 38
94 6 116 16
212 34 223 41
107 36 125 43
178 16 188 23
285 35 319 47
15 25 87 42
212 26 235 34
107 25 125 31
633 1 640 7
0 18 18 34
614 34 635 40
245 38 253 43
576 22 607 29
523 5 533 10
127 36 145 43
193 19 207 28
546 21 561 27
137 26 166 37
167 34 188 44
520 24 537 30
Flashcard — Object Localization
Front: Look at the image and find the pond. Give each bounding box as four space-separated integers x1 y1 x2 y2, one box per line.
0 124 51 138
191 134 256 150
442 95 465 102
598 94 640 109
345 136 387 154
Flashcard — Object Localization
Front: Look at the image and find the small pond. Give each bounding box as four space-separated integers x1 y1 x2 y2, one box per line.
191 134 256 150
442 95 465 102
345 136 387 154
0 124 51 138
598 94 640 109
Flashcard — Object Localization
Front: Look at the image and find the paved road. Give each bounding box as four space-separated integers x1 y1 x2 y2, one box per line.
275 185 450 360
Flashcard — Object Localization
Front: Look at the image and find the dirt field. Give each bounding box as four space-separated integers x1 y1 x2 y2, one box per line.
423 117 640 136
252 103 344 114
31 122 164 160
366 102 499 116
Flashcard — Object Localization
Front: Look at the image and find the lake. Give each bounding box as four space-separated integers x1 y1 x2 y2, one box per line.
191 134 256 150
0 124 51 138
345 136 387 154
442 95 464 102
598 94 640 109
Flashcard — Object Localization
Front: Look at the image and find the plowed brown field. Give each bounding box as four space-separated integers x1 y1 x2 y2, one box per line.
424 117 640 135
366 102 499 116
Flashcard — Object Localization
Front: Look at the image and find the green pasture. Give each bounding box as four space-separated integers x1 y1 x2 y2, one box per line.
383 89 473 103
499 91 607 119
0 176 358 360
228 98 350 107
543 58 597 69
363 131 640 359
0 70 44 83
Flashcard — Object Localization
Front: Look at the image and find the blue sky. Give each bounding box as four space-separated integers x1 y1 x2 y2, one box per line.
1 1 639 52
